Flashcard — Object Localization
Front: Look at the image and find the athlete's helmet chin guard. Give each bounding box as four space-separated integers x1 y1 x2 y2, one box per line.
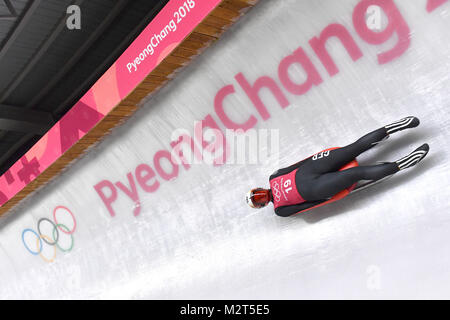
246 188 270 209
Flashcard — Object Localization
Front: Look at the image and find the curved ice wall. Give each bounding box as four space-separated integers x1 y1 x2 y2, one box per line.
1 0 449 299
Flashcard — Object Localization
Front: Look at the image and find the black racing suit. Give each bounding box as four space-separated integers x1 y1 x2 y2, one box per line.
270 127 399 217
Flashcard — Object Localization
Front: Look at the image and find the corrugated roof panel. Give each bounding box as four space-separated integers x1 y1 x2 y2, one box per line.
0 0 72 93
0 0 30 42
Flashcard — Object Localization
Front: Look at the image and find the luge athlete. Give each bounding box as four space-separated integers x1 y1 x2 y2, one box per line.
246 116 429 217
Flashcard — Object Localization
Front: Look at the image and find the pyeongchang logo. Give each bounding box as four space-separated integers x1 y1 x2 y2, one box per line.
93 0 447 217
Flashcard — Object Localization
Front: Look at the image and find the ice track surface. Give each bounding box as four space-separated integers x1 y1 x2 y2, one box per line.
1 0 450 299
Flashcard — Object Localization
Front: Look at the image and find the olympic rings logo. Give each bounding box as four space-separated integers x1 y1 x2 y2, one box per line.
22 206 77 263
272 182 281 202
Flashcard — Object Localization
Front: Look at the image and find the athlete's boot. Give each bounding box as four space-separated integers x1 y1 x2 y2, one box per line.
395 143 430 170
385 116 420 135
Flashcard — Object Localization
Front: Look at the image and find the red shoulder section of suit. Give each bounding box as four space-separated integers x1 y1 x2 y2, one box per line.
270 169 305 209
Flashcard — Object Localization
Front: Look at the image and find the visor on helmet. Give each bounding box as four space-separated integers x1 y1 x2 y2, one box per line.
246 188 270 209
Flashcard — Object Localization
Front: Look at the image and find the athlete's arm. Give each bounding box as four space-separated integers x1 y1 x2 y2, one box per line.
275 200 326 217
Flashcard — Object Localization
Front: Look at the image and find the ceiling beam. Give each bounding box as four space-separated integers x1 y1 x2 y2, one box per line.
0 104 54 134
4 0 18 16
0 0 42 62
0 0 18 19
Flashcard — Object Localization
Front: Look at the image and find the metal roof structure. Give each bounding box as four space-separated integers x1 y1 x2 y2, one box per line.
0 0 168 175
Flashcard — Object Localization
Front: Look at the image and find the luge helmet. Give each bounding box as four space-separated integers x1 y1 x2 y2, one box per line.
246 188 271 209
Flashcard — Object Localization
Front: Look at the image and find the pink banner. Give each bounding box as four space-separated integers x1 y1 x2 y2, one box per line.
0 0 221 206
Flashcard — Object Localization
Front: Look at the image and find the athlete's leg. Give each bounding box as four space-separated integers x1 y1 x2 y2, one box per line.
301 163 399 200
304 116 419 174
299 143 429 201
304 127 388 174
